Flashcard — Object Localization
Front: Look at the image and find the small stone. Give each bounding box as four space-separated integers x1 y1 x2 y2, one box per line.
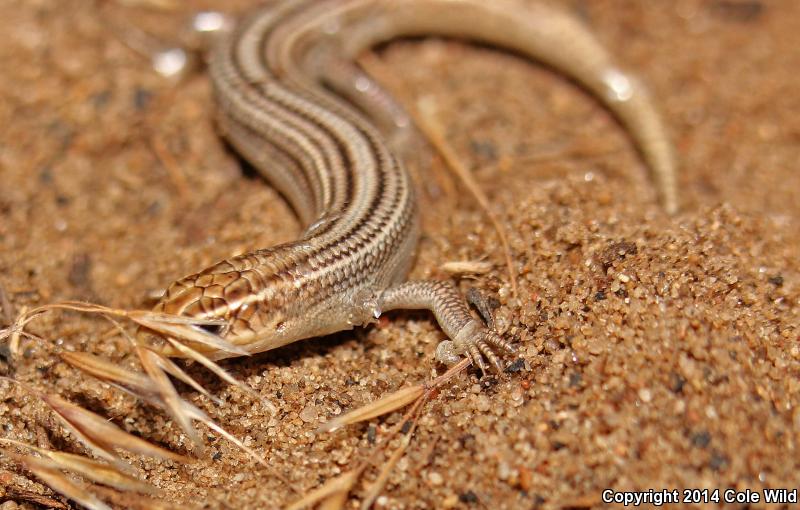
504 358 527 373
442 493 460 508
299 403 319 423
691 430 711 448
497 461 513 481
459 491 479 504
475 394 491 413
768 275 784 286
709 451 729 471
428 471 444 486
510 388 524 406
517 466 533 491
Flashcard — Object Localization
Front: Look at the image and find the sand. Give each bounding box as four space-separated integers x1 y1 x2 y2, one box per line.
0 0 798 508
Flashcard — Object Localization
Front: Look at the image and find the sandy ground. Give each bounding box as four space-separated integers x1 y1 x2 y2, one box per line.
1 0 798 509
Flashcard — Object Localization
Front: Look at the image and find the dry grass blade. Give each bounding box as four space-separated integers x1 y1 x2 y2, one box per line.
415 95 519 299
39 394 121 466
2 486 70 510
5 301 249 357
41 393 190 465
2 302 292 492
1 440 157 494
23 301 125 316
10 304 268 440
0 281 14 325
318 385 424 433
360 435 412 510
1 302 109 360
165 338 277 413
5 305 34 358
131 310 250 357
178 402 266 468
174 401 299 492
285 468 364 510
137 346 273 466
99 357 283 485
440 260 494 276
65 345 281 473
60 352 158 398
357 52 519 300
90 485 182 510
313 359 471 505
428 357 473 390
140 347 223 405
319 359 470 434
137 346 201 447
319 490 349 510
113 0 178 9
359 386 431 509
38 452 157 495
18 455 113 510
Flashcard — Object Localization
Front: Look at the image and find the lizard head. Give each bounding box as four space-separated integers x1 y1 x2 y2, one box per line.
143 255 288 360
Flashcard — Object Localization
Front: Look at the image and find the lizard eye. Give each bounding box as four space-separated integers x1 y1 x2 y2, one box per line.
195 323 226 336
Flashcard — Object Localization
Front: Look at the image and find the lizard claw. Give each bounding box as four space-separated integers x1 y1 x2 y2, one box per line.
436 320 516 376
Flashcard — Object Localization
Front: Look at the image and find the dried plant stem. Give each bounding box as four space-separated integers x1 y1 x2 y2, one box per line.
0 302 296 495
357 52 519 300
290 358 472 509
0 439 159 495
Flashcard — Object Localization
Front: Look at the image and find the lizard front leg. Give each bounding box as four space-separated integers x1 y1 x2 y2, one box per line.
378 281 516 374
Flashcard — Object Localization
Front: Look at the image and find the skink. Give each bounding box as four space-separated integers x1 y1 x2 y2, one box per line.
151 0 677 373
